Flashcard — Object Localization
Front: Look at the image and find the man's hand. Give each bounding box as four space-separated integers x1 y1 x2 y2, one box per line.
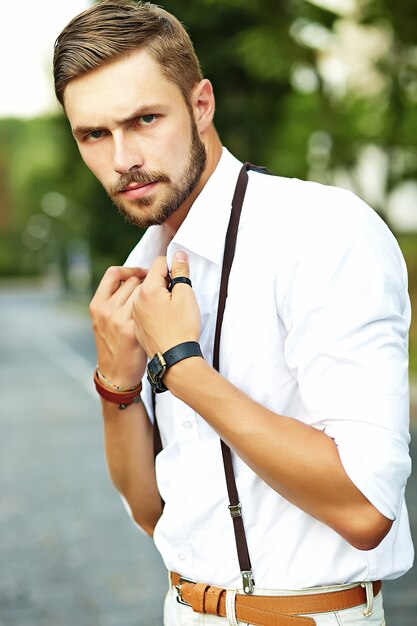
89 266 148 387
133 251 201 358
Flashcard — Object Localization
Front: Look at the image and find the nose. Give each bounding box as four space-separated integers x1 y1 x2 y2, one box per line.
112 132 144 173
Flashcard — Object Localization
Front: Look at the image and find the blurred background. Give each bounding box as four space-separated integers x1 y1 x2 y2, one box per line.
0 0 415 624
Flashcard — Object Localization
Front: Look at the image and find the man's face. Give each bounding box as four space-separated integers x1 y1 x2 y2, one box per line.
64 49 206 228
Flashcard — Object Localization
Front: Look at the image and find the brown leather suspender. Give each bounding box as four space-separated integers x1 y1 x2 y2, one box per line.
153 163 271 594
213 163 256 593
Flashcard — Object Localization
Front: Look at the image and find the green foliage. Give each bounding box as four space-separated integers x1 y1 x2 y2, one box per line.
0 115 143 286
397 234 417 372
0 0 416 367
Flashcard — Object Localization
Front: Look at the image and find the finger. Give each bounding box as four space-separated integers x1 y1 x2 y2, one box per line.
110 275 142 307
168 251 192 293
94 266 148 301
171 250 190 279
141 256 169 289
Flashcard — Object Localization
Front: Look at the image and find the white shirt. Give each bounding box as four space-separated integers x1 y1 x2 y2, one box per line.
125 148 414 589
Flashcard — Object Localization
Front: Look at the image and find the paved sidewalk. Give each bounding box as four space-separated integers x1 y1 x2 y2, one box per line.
0 283 415 625
0 285 167 626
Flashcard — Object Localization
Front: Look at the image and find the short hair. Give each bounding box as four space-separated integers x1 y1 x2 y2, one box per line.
53 0 203 106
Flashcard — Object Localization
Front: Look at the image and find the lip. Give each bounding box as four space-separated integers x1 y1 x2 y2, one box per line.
120 181 158 200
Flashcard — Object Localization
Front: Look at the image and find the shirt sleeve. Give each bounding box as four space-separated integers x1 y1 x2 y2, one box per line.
281 186 411 520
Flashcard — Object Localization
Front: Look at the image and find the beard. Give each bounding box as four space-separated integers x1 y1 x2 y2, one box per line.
108 117 207 229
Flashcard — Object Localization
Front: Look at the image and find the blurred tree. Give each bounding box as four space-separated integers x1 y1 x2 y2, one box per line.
0 0 416 281
0 115 142 284
149 0 417 223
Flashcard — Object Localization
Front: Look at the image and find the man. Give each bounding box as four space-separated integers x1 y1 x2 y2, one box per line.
54 1 413 624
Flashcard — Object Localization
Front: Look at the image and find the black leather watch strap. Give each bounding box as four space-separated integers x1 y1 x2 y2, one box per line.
163 341 202 367
147 341 203 393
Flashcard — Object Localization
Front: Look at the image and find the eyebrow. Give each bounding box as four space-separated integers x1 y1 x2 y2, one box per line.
71 104 166 139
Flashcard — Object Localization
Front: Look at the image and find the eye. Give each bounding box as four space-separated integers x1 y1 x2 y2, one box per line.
139 114 157 125
85 129 106 142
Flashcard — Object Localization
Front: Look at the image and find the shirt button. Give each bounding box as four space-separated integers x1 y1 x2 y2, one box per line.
178 553 186 561
182 421 192 430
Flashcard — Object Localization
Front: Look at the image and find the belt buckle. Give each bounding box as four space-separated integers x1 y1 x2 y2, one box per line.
175 576 194 606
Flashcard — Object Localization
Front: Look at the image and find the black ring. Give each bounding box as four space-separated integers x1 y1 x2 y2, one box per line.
168 276 192 292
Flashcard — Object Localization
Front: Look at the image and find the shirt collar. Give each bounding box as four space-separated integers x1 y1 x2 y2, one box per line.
124 147 243 269
167 147 243 267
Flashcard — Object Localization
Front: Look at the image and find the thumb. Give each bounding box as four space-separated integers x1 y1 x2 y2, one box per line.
171 250 190 279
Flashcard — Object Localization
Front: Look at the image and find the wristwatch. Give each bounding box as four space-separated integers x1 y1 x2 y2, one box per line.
147 341 203 393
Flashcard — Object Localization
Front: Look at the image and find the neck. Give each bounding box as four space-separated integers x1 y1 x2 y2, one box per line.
163 125 222 237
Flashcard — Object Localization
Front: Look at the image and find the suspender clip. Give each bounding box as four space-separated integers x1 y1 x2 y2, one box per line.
228 503 242 518
241 570 255 595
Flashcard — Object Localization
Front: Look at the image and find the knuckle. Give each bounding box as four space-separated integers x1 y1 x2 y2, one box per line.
106 265 121 279
138 288 150 304
139 281 152 298
89 299 101 321
92 303 112 328
100 305 112 322
112 320 125 337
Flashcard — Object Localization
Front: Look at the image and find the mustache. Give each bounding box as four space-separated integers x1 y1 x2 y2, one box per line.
111 169 170 194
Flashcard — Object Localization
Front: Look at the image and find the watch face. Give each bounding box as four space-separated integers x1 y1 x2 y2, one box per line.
147 353 166 385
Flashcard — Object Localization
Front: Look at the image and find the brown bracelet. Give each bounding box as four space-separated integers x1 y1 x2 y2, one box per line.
93 369 142 410
96 367 142 392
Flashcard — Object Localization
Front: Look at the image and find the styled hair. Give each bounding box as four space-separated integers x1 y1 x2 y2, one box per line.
53 0 203 106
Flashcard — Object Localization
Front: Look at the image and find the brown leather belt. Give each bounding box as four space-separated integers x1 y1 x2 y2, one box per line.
171 572 382 626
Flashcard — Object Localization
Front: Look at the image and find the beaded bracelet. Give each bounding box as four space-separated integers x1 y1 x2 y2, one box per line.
96 367 142 392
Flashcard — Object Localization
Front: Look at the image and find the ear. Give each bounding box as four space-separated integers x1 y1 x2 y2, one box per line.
190 79 215 134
